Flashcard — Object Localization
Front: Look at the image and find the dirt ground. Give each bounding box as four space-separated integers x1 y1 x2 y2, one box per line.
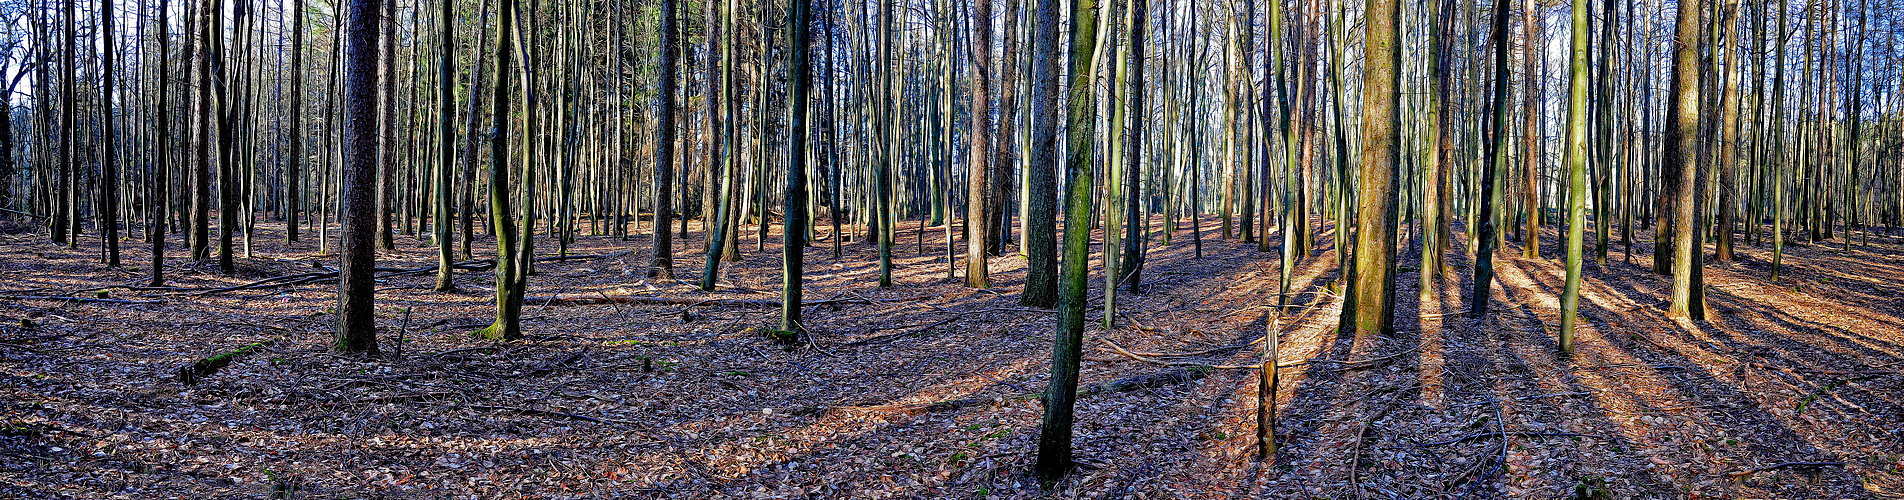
2 214 1901 498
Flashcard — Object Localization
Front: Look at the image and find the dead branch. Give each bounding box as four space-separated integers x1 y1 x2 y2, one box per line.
526 293 930 308
1723 461 1846 478
1410 431 1609 448
1 295 165 305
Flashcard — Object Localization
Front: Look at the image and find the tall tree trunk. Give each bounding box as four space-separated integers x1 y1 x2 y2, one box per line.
782 0 812 337
478 0 525 340
967 0 994 288
1665 0 1706 320
1559 0 1590 352
652 0 681 279
1770 0 1788 279
460 0 493 261
1519 0 1543 258
1421 0 1455 299
992 0 1023 258
874 0 896 287
215 0 241 273
1343 0 1402 336
1714 0 1743 261
1472 0 1512 318
377 0 398 250
61 0 78 246
287 0 306 242
1035 0 1100 482
433 0 458 291
700 0 739 290
1119 0 1147 292
151 0 172 286
102 0 121 266
337 0 385 353
1022 0 1060 307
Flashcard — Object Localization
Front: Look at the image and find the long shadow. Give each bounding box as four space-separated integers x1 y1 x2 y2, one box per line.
1584 268 1879 496
1392 241 1675 497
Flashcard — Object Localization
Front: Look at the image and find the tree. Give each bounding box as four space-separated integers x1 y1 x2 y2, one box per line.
783 0 814 338
459 0 494 262
1472 0 1512 318
1342 0 1403 336
1420 0 1456 300
1559 0 1590 353
652 0 681 280
191 0 212 262
433 0 458 292
967 0 995 288
151 0 172 287
59 0 76 247
1519 0 1543 259
1022 0 1060 308
378 0 398 251
1714 0 1743 261
1664 0 1705 320
874 0 896 287
1104 0 1131 327
337 0 385 354
101 0 120 267
1034 0 1099 482
478 0 526 340
1118 0 1147 293
288 0 307 243
700 0 739 291
215 0 242 274
1769 0 1788 280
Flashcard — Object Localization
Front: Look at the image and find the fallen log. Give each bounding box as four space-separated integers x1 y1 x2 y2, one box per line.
0 295 165 305
179 335 287 385
525 293 928 308
1080 366 1212 397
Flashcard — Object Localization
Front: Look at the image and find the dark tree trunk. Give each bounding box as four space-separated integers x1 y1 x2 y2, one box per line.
1021 0 1060 308
337 0 385 354
652 0 681 279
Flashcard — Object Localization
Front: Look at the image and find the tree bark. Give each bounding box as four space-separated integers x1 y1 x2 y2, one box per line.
337 0 385 353
1035 0 1100 483
1021 0 1061 308
1664 0 1705 320
967 0 995 288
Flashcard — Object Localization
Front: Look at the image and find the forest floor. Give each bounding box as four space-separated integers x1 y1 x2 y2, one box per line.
2 215 1902 499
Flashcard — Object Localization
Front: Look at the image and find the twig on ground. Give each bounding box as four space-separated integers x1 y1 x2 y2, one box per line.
1723 461 1845 478
1407 431 1610 448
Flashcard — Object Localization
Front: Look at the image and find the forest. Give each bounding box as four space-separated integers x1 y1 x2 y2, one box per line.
0 0 1900 495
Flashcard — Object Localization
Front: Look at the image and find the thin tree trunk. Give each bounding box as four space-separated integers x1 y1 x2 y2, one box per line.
782 0 813 337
